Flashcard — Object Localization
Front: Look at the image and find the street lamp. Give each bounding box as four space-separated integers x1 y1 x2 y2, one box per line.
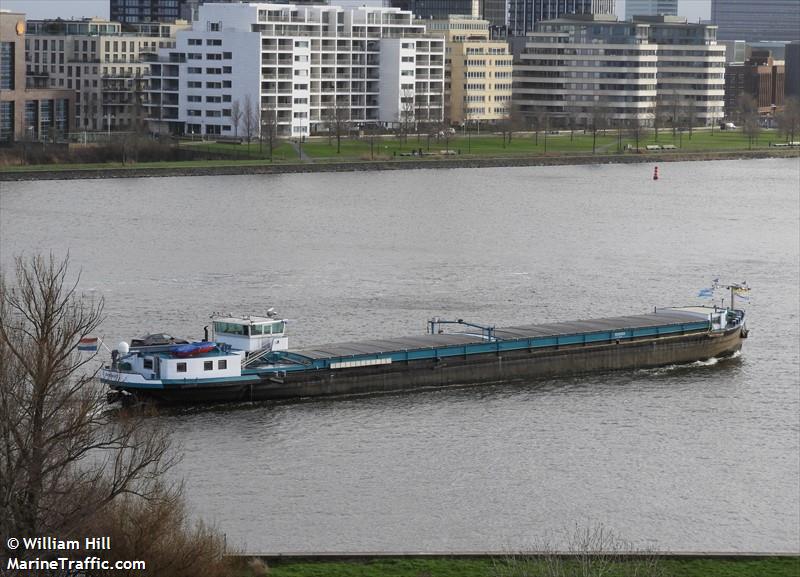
106 113 114 142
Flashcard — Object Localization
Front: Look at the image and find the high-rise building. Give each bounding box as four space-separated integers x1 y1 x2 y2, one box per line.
424 15 512 123
111 0 191 23
390 0 507 29
514 14 725 127
482 0 509 28
711 0 800 42
626 0 677 19
392 0 478 18
786 41 800 98
145 2 445 137
0 12 73 142
507 0 614 38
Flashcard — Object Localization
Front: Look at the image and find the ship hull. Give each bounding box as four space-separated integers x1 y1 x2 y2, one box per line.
112 325 745 405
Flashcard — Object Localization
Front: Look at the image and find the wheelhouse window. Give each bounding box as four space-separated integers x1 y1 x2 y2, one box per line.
218 359 227 370
177 362 187 373
204 361 213 371
252 322 285 335
143 358 153 370
214 321 246 335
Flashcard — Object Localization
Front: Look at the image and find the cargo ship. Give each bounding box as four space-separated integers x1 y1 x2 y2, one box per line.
100 290 748 405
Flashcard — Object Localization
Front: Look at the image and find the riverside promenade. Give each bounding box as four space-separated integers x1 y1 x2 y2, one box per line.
2 148 798 182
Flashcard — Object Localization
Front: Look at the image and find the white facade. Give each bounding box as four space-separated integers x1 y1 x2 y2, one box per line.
159 353 242 380
145 2 445 137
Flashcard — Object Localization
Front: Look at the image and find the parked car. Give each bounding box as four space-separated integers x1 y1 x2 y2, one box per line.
720 122 736 130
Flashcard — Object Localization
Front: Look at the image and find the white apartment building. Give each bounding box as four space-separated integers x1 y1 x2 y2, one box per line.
25 19 189 133
514 14 725 128
145 2 445 137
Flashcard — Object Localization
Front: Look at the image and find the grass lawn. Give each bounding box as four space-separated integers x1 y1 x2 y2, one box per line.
231 556 800 577
2 129 793 173
291 128 784 161
180 140 299 161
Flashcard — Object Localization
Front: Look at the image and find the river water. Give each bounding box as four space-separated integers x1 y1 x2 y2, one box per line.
1 159 798 553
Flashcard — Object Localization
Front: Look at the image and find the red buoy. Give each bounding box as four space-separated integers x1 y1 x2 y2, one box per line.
653 166 659 180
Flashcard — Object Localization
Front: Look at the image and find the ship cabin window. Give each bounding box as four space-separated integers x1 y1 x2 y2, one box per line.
214 321 246 335
204 361 213 371
218 359 227 369
252 322 285 335
143 358 153 370
177 362 187 373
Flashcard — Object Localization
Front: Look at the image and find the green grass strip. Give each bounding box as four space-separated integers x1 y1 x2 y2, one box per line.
231 556 799 577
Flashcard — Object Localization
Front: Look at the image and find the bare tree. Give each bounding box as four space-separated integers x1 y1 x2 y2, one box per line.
363 122 380 160
491 523 665 577
324 99 349 154
738 93 761 149
260 102 279 162
668 90 682 137
230 99 243 140
678 96 698 140
433 96 453 153
653 95 671 142
241 95 258 151
630 101 654 152
529 105 549 147
500 102 523 147
589 98 609 154
0 254 174 542
776 96 800 143
399 87 416 146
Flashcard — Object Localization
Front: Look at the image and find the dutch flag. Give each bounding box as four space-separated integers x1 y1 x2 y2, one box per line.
77 337 98 352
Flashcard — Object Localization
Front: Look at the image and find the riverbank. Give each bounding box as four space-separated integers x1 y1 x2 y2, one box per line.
1 148 798 181
227 553 800 577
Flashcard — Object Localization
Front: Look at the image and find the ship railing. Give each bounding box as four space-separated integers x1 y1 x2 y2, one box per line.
243 345 274 368
427 318 496 341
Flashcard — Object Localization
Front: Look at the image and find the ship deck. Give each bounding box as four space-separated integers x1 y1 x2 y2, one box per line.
259 309 713 371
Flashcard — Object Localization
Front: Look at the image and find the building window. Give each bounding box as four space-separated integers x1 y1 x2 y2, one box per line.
204 361 213 371
218 359 227 370
177 362 187 373
24 101 38 140
0 42 15 90
0 101 14 142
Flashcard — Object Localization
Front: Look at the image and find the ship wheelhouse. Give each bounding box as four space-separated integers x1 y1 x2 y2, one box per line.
211 315 289 354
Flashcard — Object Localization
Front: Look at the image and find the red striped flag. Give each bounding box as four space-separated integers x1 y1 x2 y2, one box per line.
78 337 98 352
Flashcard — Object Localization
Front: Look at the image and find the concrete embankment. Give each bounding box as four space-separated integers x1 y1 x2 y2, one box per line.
1 149 797 181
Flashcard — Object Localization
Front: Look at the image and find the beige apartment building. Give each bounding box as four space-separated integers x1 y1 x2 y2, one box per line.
25 18 189 133
425 15 512 125
1 12 73 142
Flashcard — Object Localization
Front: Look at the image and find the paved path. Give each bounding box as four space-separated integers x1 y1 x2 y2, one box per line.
289 140 312 162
